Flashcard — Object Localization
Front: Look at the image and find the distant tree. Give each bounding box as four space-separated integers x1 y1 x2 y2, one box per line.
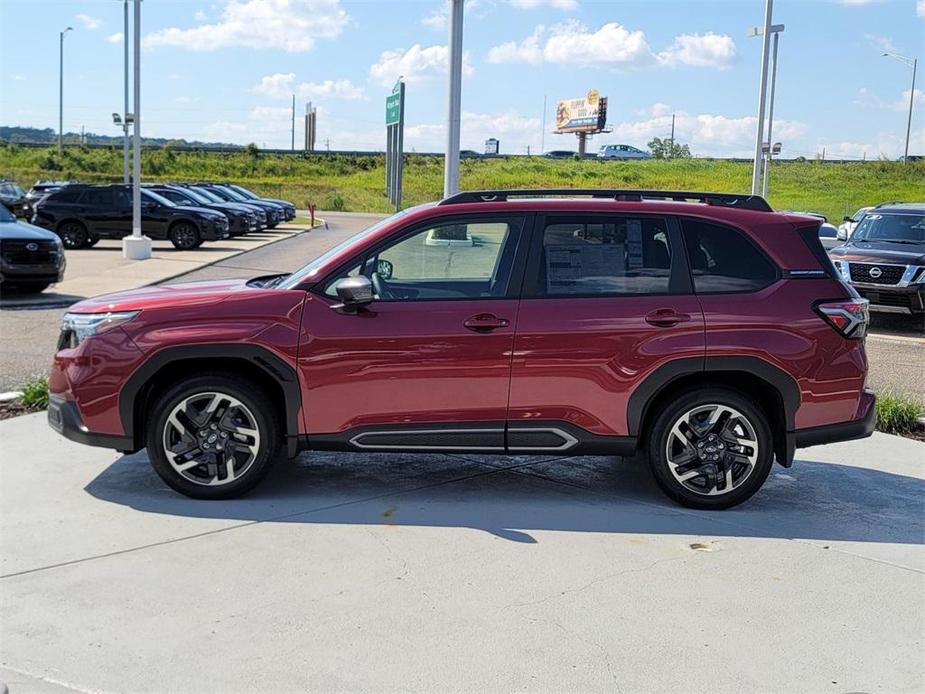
647 137 692 159
244 143 259 159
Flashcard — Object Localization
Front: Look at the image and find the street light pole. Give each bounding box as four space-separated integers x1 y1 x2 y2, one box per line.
762 29 782 197
883 52 918 163
123 0 129 184
443 0 464 198
58 27 72 151
750 0 774 195
123 0 151 259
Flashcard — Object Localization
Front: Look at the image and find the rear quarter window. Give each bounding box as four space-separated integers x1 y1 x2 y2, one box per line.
681 218 778 293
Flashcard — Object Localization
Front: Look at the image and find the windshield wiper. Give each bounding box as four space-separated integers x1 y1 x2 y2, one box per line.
875 238 922 245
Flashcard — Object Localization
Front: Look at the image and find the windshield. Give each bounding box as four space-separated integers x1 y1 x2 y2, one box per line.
229 184 258 199
0 182 25 197
852 213 925 245
141 189 176 207
278 211 406 289
0 205 15 222
177 188 213 205
851 208 869 222
213 186 247 202
189 186 223 202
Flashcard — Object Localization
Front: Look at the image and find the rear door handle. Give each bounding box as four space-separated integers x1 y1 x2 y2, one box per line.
464 313 510 332
645 309 691 327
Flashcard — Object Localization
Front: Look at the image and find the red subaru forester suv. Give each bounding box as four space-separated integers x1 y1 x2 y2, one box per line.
47 189 875 509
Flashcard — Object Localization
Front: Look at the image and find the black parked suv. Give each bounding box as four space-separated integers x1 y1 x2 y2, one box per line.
224 184 296 221
829 203 925 316
146 184 257 236
0 180 28 217
0 204 66 293
31 184 230 250
179 185 268 230
197 184 284 228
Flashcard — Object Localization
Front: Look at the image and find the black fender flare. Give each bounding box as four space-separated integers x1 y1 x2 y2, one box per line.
119 344 302 456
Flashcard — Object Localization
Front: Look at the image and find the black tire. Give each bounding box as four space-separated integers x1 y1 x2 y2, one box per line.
146 374 281 499
645 387 774 510
168 222 201 250
57 220 89 249
87 237 100 247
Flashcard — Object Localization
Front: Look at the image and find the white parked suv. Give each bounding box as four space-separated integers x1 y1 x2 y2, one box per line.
598 144 651 160
837 206 874 241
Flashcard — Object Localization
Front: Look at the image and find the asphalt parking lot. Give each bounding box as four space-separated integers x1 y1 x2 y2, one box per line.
2 409 923 693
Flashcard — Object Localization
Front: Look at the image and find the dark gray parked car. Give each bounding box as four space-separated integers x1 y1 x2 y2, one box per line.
0 204 66 293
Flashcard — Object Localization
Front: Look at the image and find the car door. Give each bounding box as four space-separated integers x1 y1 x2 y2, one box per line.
297 214 529 451
80 187 116 237
111 187 133 235
506 213 705 449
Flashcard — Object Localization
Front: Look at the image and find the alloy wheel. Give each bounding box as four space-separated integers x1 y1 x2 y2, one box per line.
162 391 261 486
664 404 759 496
171 224 198 249
59 222 87 249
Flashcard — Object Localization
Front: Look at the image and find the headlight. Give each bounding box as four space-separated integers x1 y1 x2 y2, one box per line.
831 260 851 282
61 311 140 347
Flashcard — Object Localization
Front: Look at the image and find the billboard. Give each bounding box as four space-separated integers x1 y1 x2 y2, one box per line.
554 90 607 134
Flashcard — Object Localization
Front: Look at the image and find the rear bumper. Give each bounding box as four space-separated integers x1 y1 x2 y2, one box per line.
793 390 877 449
47 394 136 452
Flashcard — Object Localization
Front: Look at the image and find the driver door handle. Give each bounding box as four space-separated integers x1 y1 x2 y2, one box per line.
645 308 691 327
464 313 510 332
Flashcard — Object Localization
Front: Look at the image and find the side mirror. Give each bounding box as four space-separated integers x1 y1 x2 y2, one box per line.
843 216 853 223
836 228 848 241
376 259 393 280
332 276 374 314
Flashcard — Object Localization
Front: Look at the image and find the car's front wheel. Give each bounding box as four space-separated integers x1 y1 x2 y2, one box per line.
168 222 201 250
646 387 774 510
146 375 281 499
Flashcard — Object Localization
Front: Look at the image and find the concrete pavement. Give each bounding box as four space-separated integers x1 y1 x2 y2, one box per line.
1 408 923 693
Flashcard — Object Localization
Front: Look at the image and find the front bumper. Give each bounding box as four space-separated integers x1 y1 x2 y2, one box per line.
199 219 230 241
793 390 877 449
853 284 925 315
48 394 136 452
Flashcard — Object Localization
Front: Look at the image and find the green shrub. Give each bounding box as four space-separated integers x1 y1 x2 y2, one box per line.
19 375 49 410
327 192 345 210
876 390 925 435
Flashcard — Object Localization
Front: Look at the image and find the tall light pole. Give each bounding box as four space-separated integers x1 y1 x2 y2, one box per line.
58 27 73 151
443 0 464 198
748 23 784 196
882 52 918 163
123 0 130 183
750 0 774 195
123 0 151 259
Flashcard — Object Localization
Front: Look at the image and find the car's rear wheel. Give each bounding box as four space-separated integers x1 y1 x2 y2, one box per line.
646 387 774 510
146 375 280 499
168 222 201 250
58 221 89 249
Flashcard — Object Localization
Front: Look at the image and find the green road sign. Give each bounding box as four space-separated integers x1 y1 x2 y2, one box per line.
385 92 401 126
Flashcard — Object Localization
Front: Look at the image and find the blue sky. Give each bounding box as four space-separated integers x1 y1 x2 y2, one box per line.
1 0 923 158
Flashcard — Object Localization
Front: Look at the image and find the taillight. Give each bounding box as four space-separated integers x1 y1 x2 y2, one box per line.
815 298 869 339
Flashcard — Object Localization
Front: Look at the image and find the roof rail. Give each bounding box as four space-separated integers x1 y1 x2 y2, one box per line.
438 188 773 212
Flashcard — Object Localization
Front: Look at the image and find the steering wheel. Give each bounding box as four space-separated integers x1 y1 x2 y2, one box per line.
371 272 395 300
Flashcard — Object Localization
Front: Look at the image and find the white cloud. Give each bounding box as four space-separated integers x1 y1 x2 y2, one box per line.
657 32 737 69
510 0 578 9
918 0 924 17
421 0 480 30
488 21 735 69
865 33 896 52
833 0 881 5
13 74 26 81
253 73 365 100
175 96 200 104
106 32 124 44
854 86 925 111
76 13 102 30
369 44 473 86
194 10 208 22
144 0 348 53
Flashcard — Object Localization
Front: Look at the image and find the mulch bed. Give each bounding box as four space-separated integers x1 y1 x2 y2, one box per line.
0 401 43 421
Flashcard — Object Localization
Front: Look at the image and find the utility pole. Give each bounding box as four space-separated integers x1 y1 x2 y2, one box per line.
58 26 72 150
123 0 151 260
290 94 295 151
122 0 129 183
540 95 547 155
443 0 464 197
750 0 774 194
882 52 918 163
669 113 675 158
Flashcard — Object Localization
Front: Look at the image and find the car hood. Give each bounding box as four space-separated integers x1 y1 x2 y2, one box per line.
0 219 62 241
67 278 263 313
829 240 925 265
172 205 224 218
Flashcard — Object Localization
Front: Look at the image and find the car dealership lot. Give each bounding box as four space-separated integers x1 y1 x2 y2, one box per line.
1 409 923 693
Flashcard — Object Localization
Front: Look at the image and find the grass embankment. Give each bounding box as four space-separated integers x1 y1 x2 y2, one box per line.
1 144 922 222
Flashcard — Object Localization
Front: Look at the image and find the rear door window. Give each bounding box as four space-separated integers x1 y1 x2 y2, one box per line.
681 219 778 293
531 216 674 296
83 189 114 207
